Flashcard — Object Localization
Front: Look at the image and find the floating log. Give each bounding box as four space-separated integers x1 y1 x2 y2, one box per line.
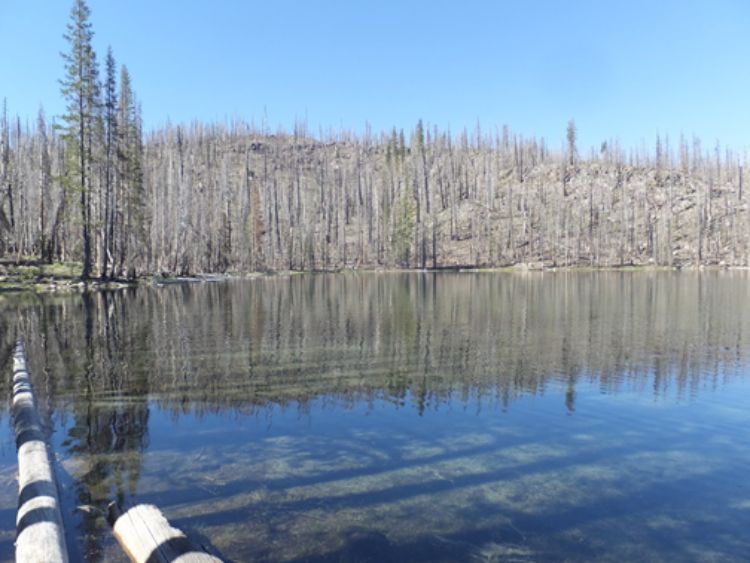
108 502 222 563
12 339 69 563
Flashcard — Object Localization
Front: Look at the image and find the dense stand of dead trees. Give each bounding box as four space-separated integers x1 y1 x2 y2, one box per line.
1 107 749 275
3 0 748 277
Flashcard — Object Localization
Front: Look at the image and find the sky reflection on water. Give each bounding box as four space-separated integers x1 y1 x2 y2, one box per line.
0 272 748 561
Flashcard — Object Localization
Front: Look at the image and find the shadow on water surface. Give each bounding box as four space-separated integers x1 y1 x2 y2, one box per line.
0 272 748 560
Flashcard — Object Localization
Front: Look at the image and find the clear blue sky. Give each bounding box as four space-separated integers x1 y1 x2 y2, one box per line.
2 0 749 152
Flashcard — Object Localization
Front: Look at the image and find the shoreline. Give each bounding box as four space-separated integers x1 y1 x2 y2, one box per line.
0 261 744 294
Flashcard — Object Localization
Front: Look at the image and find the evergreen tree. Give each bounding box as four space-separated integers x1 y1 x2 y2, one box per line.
116 65 145 277
566 119 577 166
102 46 117 278
60 0 100 279
129 100 146 276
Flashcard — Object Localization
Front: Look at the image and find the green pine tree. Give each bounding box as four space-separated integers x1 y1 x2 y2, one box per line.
116 65 145 277
101 46 117 279
60 0 100 279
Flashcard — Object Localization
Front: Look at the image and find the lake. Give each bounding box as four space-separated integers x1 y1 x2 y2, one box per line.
0 271 749 561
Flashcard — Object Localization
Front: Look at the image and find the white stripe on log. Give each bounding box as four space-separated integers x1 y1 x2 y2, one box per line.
109 502 222 563
12 339 69 563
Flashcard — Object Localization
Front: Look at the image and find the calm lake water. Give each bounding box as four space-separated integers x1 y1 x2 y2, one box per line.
0 272 749 561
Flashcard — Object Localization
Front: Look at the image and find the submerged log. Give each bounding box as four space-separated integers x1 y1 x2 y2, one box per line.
12 339 69 563
108 502 222 562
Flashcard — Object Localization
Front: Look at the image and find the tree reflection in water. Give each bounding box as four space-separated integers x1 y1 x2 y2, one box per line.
0 271 748 560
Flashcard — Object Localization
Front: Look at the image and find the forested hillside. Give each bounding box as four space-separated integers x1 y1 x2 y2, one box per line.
1 108 748 276
2 0 748 279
